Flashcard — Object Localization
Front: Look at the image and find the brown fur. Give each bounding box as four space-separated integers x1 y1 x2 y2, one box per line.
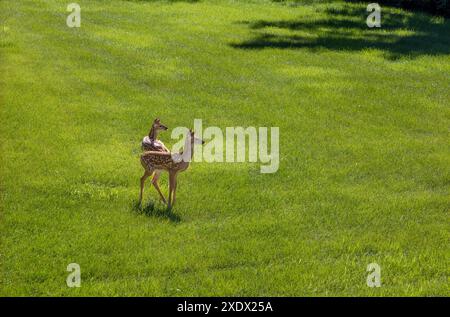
139 130 202 209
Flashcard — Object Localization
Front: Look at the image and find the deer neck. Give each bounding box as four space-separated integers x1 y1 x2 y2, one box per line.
149 126 158 140
179 135 194 163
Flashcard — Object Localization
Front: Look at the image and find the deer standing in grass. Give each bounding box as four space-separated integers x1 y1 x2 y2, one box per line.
139 129 204 209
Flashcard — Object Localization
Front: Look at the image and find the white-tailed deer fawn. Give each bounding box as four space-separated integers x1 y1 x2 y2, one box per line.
139 129 204 209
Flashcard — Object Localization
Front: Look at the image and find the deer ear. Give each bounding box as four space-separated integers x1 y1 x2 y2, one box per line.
155 118 160 123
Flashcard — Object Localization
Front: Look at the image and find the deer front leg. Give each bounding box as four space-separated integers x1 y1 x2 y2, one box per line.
139 169 152 208
151 170 167 204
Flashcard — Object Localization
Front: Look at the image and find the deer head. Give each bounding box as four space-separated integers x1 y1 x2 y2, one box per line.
153 118 168 132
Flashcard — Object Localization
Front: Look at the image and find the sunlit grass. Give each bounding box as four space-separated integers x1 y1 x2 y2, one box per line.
0 0 449 296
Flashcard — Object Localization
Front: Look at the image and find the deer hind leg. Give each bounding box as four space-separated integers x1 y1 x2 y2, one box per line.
139 169 153 208
168 171 175 209
151 170 166 204
171 172 178 207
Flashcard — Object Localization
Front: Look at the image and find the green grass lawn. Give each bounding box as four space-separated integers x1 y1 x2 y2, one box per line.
0 0 449 296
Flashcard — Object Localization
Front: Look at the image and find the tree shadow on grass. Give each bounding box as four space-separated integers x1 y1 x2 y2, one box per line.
230 5 450 60
133 201 181 223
